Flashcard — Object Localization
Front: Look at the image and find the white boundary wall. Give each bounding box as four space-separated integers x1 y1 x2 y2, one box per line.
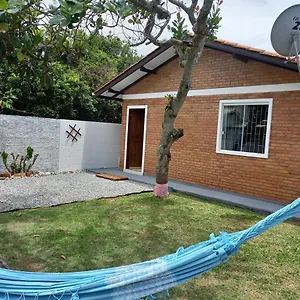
59 120 121 172
0 115 121 173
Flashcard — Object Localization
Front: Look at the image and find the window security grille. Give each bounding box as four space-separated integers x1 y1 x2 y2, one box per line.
216 99 272 158
221 105 268 154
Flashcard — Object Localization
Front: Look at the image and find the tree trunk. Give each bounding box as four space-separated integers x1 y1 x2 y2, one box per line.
154 95 184 197
154 38 207 198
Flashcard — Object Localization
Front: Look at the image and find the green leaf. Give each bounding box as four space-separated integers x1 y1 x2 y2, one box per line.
66 0 78 4
60 7 70 17
33 32 43 44
10 35 21 47
8 0 24 9
96 16 102 26
0 22 9 32
105 3 116 13
91 2 105 13
49 14 66 25
7 7 21 14
0 0 8 10
1 151 7 160
61 15 71 26
16 49 28 61
69 3 83 15
58 0 69 8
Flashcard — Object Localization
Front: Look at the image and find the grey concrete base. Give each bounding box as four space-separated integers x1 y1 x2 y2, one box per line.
89 168 300 222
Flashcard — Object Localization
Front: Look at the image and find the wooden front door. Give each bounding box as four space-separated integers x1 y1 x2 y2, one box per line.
126 108 145 171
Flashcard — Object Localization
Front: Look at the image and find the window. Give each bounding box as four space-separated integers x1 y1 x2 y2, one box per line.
216 99 272 158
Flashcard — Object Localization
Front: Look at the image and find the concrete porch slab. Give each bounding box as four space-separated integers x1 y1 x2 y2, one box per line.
89 168 300 222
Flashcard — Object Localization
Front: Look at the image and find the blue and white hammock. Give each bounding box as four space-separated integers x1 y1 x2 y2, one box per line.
1 198 300 300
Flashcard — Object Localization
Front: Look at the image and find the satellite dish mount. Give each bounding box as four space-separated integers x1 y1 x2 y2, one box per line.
271 5 300 73
287 33 300 71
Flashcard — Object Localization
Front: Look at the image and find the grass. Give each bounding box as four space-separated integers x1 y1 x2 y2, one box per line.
0 192 300 299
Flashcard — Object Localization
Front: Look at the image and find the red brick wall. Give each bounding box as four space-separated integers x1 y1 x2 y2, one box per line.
126 48 300 94
120 49 300 204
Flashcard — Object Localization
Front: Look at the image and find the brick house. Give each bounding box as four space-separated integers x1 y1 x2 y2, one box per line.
95 40 300 204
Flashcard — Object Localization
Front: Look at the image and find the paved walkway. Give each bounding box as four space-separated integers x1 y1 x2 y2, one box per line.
0 172 152 213
90 168 300 221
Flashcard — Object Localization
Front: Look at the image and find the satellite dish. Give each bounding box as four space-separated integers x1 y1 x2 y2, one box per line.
271 4 300 72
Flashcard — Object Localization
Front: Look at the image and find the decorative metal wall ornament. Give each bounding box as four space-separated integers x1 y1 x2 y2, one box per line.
66 124 82 142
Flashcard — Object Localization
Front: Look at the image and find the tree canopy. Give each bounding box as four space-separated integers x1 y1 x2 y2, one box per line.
0 0 140 121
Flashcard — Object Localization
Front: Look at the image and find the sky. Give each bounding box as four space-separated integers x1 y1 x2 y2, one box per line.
45 0 298 56
136 0 298 55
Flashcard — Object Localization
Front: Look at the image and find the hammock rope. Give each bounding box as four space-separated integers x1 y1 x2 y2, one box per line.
1 198 299 300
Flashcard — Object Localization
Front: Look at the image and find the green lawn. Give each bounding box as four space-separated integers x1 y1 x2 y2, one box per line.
0 193 300 299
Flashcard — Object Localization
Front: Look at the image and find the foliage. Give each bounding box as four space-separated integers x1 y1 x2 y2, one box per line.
0 0 43 61
0 151 9 173
167 13 188 41
0 0 140 122
207 1 223 40
1 146 39 174
0 30 140 122
51 0 222 48
0 97 13 110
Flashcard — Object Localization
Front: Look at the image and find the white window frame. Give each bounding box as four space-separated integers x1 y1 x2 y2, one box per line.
216 98 273 159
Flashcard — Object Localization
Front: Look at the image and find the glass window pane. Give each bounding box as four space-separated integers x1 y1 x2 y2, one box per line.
221 105 244 151
242 105 268 154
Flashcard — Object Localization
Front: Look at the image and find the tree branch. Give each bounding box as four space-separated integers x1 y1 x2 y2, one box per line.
190 0 198 12
145 13 171 45
171 128 184 142
193 0 214 34
6 107 41 117
168 0 196 24
130 37 148 47
147 35 190 48
144 13 156 36
129 0 170 20
192 37 206 65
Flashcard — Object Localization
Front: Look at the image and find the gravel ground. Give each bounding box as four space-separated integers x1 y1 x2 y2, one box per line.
0 172 152 213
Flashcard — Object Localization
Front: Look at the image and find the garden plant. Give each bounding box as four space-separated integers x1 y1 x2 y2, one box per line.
1 146 39 175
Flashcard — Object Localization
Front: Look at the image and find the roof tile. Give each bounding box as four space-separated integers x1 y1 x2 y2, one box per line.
213 39 290 60
221 40 238 47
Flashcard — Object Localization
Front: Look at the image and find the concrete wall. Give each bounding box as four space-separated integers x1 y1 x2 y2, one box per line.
59 120 121 172
0 115 60 173
0 115 121 173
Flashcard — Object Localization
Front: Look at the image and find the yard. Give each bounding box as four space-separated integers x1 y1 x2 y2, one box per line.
0 192 299 299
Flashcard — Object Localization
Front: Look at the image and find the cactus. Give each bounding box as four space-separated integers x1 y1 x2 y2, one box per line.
1 147 39 175
1 151 11 174
26 153 39 172
10 153 21 174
